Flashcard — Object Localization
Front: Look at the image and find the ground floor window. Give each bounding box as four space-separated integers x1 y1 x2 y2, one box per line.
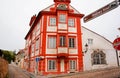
92 50 106 65
69 60 76 70
48 60 56 71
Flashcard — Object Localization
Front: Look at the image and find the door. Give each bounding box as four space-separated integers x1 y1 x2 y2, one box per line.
60 59 65 72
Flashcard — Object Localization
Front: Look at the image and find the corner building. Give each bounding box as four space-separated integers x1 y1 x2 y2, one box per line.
24 0 84 75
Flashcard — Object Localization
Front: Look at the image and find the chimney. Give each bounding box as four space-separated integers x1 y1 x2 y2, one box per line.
29 14 36 27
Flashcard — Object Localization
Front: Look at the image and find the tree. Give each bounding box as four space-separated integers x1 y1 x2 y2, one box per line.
0 49 16 63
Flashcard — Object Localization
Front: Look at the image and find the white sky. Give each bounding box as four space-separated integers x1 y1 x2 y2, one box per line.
0 0 120 51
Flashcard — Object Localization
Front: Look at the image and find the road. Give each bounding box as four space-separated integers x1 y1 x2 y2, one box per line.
8 64 33 78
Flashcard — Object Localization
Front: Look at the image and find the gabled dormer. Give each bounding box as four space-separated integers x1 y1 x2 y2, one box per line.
54 0 71 10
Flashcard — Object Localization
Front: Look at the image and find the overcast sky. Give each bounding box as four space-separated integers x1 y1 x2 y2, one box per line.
0 0 120 51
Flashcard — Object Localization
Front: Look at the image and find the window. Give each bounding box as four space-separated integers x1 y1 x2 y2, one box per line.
36 22 40 35
48 60 56 70
59 14 66 23
31 44 34 53
69 60 76 70
48 36 56 48
68 18 75 27
36 39 39 50
50 17 56 26
60 36 66 47
92 51 106 65
69 38 75 48
88 38 93 45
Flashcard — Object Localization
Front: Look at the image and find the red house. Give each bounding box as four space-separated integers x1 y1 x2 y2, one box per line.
24 0 84 75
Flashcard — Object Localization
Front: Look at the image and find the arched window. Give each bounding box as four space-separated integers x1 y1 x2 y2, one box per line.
91 50 106 65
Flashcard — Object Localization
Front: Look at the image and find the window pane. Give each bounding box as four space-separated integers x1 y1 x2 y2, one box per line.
48 60 56 70
68 19 74 26
69 60 76 70
92 51 106 65
36 39 39 50
69 38 75 48
88 39 93 44
50 17 56 25
59 14 66 23
60 36 66 47
48 36 56 48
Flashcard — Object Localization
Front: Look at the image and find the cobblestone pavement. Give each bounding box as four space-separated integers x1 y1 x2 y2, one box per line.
8 64 120 78
8 63 48 78
8 64 30 78
49 67 120 78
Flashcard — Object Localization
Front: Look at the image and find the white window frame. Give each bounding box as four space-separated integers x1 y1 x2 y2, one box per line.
48 36 56 48
68 18 75 27
69 60 76 70
50 17 56 26
60 36 66 47
59 14 66 23
88 38 93 45
48 60 56 71
36 38 39 50
69 38 75 48
92 51 106 65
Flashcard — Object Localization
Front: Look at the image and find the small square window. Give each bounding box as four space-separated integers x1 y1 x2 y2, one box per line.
88 38 93 45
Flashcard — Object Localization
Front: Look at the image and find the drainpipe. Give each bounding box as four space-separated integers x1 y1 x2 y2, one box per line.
116 50 119 66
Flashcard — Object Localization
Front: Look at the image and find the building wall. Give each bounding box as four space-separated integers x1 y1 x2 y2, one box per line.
82 27 118 71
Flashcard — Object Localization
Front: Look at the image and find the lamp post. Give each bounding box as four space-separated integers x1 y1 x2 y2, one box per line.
84 43 88 53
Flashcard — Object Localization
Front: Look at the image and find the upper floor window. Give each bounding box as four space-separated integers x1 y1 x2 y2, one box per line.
48 36 56 48
88 38 93 45
32 44 34 53
91 51 106 65
69 37 75 48
48 60 56 71
68 18 75 27
60 36 66 47
59 14 66 23
36 38 39 50
69 60 76 70
49 17 56 26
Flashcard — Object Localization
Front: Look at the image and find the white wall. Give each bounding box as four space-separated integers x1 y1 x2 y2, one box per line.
82 26 118 71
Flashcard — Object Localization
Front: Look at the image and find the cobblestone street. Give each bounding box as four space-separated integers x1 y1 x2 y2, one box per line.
49 67 120 78
8 64 30 78
8 63 120 78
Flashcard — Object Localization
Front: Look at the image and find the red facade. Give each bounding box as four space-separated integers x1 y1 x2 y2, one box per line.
24 0 84 75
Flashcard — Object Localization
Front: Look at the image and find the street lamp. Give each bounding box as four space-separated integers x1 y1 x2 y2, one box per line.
84 43 88 53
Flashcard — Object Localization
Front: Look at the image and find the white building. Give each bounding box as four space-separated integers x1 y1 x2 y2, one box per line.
82 26 119 71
